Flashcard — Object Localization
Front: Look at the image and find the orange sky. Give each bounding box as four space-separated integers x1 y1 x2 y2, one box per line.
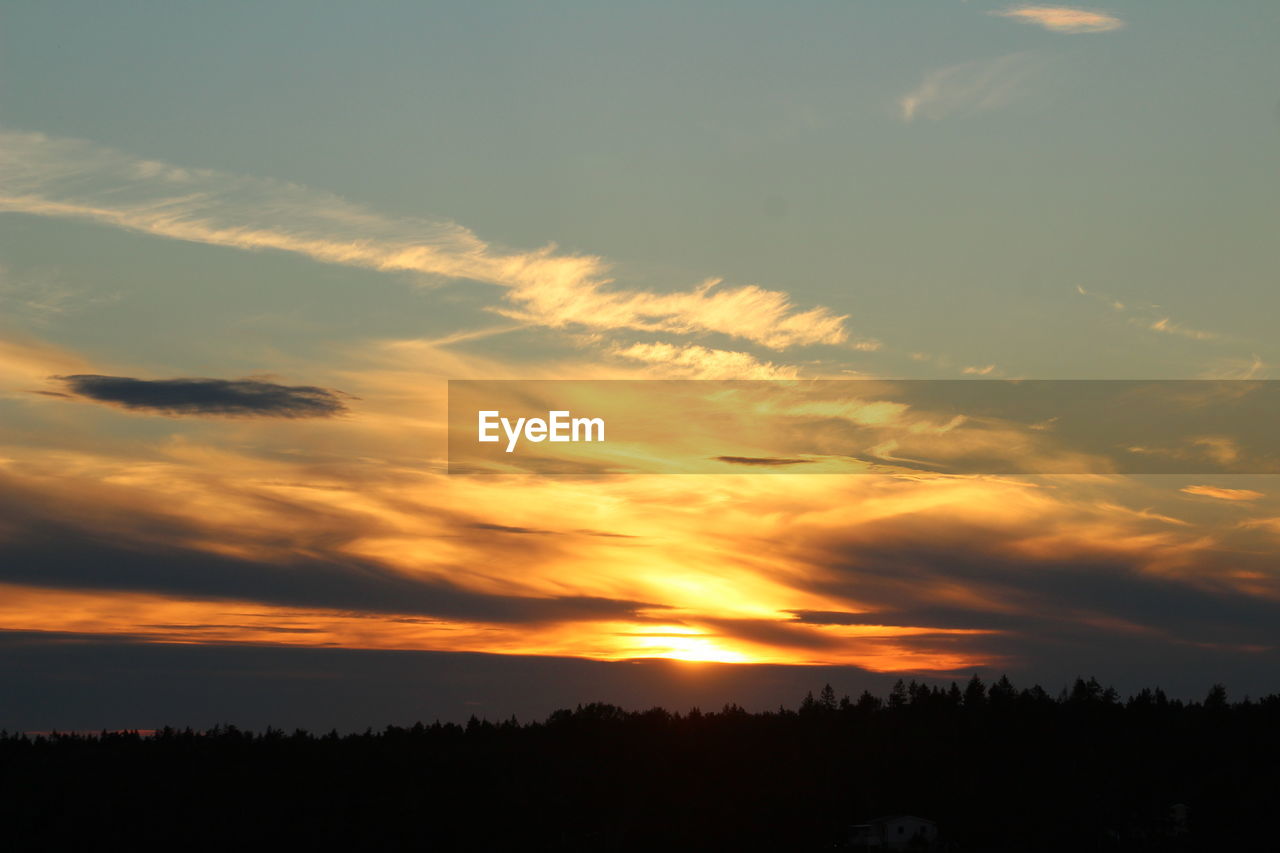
5 334 1278 679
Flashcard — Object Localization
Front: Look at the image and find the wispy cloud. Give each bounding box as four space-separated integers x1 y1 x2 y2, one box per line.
0 336 92 394
993 5 1125 34
6 331 1280 673
712 456 815 467
1076 284 1125 312
1180 485 1264 502
610 341 800 379
0 130 848 350
1199 355 1267 380
1145 316 1217 341
900 53 1038 122
0 266 119 325
1076 286 1225 345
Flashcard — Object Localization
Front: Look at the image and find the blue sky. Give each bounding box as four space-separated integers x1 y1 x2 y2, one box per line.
5 1 1277 379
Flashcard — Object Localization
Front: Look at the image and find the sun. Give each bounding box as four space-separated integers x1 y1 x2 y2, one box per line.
624 627 751 664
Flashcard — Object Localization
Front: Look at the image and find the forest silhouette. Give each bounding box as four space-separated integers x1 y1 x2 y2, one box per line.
3 676 1275 851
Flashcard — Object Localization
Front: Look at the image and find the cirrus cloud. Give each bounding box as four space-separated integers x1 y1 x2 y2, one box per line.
0 130 848 351
1180 485 1265 502
900 53 1039 122
610 341 800 379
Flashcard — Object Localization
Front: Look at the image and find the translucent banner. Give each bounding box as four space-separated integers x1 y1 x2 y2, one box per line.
447 380 1280 475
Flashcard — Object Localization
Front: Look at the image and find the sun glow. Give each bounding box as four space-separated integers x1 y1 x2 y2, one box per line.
622 627 751 663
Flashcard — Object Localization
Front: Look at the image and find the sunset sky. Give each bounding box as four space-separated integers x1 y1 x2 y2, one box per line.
3 1 1279 730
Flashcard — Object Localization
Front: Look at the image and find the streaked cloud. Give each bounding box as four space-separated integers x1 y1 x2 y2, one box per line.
1181 485 1265 502
610 341 800 379
0 139 1275 678
1076 284 1125 312
1199 355 1267 381
0 266 118 325
0 130 848 350
4 354 1280 675
0 336 93 399
993 6 1125 34
1146 316 1218 342
713 456 815 467
900 53 1037 122
1241 517 1280 536
1076 286 1227 346
57 374 350 418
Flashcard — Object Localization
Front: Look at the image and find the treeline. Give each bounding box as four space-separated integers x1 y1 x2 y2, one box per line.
2 677 1277 851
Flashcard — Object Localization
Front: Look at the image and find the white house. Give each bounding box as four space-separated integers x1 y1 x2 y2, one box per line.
848 815 938 850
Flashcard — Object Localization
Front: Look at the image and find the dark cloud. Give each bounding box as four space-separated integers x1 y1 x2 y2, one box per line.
0 478 662 626
4 630 1266 733
470 523 553 535
0 525 662 625
695 617 847 652
574 529 639 539
56 374 349 418
713 456 815 467
791 517 1280 655
467 523 639 539
141 624 324 634
0 630 904 732
788 608 1033 632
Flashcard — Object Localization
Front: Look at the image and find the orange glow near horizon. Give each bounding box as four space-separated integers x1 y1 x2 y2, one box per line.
3 337 1279 679
0 583 1000 671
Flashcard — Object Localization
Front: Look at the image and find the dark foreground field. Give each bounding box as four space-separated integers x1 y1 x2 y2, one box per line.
2 677 1276 851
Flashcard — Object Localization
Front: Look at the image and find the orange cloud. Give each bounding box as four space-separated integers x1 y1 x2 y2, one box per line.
609 342 800 379
4 337 1279 677
0 335 92 391
993 6 1125 34
1181 485 1265 502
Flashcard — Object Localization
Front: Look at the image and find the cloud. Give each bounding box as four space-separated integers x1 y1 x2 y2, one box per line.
1180 485 1265 502
1241 517 1280 536
470 522 555 535
900 53 1037 122
0 266 119 325
3 402 1280 678
788 608 1027 631
0 336 92 393
713 456 816 467
1076 286 1228 346
57 375 350 418
610 341 800 379
993 6 1125 34
5 331 1280 678
0 635 917 732
1199 355 1267 381
0 481 663 626
1146 317 1218 341
0 130 848 350
1076 284 1125 312
786 505 1280 654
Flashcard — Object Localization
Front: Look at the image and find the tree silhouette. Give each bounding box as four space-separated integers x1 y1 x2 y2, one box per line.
1 676 1276 851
